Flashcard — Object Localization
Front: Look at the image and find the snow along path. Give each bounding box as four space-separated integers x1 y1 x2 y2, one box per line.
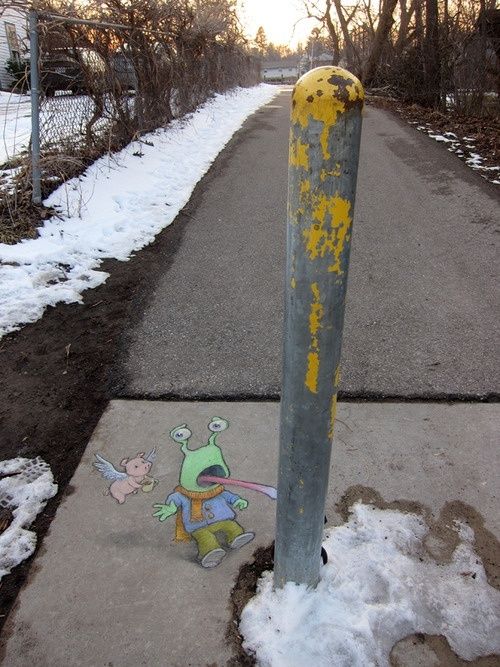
0 91 32 166
240 503 500 667
0 85 279 337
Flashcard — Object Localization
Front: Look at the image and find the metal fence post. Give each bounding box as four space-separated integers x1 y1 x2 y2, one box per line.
274 66 364 589
29 9 42 205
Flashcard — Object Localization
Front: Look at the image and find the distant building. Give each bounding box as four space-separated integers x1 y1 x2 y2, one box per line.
299 52 335 76
1 5 28 90
315 52 334 66
261 59 299 84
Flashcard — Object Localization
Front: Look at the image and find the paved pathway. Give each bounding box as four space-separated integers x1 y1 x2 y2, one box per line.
123 91 499 399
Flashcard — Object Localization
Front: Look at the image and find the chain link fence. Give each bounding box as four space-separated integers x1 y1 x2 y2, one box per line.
1 8 260 241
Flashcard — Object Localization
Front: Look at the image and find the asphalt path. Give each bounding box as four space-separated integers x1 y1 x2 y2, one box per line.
123 90 499 398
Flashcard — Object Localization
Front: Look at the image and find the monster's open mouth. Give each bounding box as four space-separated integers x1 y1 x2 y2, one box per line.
197 465 227 487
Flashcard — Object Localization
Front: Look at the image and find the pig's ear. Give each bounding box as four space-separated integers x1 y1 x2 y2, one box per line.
120 458 128 467
137 452 145 458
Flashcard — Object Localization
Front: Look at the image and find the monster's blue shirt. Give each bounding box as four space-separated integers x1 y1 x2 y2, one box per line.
166 490 241 533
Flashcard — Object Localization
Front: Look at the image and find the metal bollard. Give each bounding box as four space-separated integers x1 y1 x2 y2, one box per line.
274 66 364 589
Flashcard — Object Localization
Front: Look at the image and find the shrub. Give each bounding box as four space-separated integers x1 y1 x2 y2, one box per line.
5 56 30 93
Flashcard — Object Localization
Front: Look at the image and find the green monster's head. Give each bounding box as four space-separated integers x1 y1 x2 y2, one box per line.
170 417 230 492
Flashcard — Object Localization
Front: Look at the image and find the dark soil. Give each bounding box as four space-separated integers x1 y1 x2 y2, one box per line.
0 159 87 245
0 202 190 631
227 543 275 666
0 192 53 245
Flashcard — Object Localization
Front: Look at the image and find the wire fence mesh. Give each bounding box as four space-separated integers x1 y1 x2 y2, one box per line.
0 9 260 242
34 12 260 194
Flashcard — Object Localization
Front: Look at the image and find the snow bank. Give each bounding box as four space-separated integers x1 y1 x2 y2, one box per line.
0 91 32 165
0 457 58 579
240 503 500 667
0 85 279 337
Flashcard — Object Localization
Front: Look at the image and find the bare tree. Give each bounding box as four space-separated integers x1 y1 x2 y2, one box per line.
331 0 360 71
422 0 441 106
302 0 341 64
362 0 399 85
302 0 398 80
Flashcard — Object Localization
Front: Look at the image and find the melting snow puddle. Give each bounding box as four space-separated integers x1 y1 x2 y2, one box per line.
0 457 58 579
240 503 500 667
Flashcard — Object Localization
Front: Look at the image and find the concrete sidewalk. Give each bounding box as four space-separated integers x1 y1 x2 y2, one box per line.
2 400 498 666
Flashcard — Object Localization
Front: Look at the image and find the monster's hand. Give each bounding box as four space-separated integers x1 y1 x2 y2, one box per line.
153 502 177 521
232 498 248 510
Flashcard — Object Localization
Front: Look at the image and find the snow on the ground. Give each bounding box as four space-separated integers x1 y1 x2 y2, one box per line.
409 119 500 184
240 503 500 667
0 90 114 166
0 91 32 165
0 84 279 337
0 457 58 579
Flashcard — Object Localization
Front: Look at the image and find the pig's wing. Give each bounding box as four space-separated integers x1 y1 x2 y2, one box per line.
93 453 127 481
145 447 157 463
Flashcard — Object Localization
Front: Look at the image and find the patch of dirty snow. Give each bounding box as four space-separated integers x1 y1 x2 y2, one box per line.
240 502 500 667
0 457 58 579
415 125 500 185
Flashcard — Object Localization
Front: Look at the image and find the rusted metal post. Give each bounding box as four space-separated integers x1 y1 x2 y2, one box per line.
274 66 364 589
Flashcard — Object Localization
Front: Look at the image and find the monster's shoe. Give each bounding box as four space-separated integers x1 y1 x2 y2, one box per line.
200 548 226 568
230 532 255 550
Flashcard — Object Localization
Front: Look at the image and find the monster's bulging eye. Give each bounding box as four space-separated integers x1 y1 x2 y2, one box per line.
170 425 192 442
208 417 228 432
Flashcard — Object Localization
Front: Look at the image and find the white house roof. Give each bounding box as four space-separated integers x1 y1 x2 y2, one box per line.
262 59 299 70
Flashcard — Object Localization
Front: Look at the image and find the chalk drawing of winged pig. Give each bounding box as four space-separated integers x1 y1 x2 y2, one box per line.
94 448 157 504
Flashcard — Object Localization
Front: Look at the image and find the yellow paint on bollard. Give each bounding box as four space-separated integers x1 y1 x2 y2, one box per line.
291 67 363 161
308 282 324 336
320 164 341 181
302 192 352 274
295 69 361 391
305 352 319 393
290 138 310 170
300 179 311 194
291 67 364 128
305 282 324 394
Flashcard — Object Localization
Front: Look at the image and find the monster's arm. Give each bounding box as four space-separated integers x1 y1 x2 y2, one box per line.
222 490 248 511
153 493 180 521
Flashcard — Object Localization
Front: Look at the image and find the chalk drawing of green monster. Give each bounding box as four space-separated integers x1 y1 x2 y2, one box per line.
153 417 276 568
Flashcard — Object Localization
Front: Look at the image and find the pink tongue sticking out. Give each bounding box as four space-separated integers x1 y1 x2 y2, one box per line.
198 475 277 500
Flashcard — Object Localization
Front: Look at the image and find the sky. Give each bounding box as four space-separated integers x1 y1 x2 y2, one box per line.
237 0 318 48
